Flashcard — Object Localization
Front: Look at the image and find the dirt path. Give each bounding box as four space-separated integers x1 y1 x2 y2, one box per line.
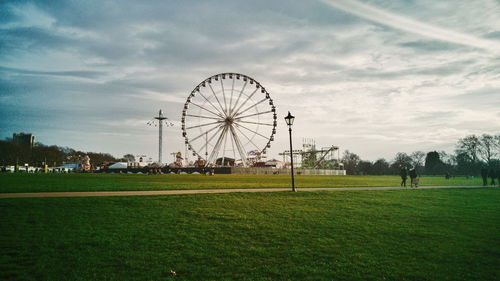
0 185 492 199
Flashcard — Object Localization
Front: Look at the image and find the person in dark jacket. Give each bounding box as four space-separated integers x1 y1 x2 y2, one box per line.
400 167 408 187
489 169 496 186
497 169 500 187
481 168 488 186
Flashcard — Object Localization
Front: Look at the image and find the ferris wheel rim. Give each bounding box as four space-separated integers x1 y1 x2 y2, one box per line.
181 72 276 166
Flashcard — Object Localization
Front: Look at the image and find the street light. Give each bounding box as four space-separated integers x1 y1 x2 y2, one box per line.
284 111 296 192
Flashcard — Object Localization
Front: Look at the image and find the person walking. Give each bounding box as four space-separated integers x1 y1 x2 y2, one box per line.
481 168 488 186
409 168 418 188
497 169 500 187
400 167 408 187
489 169 496 186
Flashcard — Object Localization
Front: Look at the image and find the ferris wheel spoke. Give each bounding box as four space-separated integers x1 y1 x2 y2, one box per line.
198 125 224 161
190 101 224 119
237 120 274 126
232 87 259 117
229 125 248 166
221 125 230 165
228 76 235 116
234 110 273 120
205 126 224 164
234 125 261 151
208 125 228 165
208 83 227 117
235 97 267 117
229 129 237 164
185 120 223 130
220 79 228 115
197 90 226 117
234 122 270 140
189 123 222 143
185 114 221 121
230 80 248 116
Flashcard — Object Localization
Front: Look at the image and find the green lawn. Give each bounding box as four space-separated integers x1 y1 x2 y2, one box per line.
1 188 498 280
0 173 484 193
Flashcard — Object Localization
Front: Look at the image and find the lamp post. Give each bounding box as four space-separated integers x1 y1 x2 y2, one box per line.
284 111 296 192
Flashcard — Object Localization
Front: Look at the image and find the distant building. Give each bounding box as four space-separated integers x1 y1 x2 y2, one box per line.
13 133 35 148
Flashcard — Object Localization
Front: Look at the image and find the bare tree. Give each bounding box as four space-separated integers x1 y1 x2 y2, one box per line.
372 158 391 175
438 151 455 166
342 150 361 175
410 151 426 169
122 154 136 163
478 134 497 166
392 152 413 169
456 135 480 163
495 134 500 154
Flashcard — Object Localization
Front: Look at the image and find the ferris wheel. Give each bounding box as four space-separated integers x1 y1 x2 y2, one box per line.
181 73 277 167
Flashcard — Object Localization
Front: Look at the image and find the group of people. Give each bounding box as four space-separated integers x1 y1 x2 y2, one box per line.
480 168 499 186
400 166 499 188
400 167 419 188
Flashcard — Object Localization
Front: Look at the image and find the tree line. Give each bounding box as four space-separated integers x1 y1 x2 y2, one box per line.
1 133 498 174
342 134 500 176
0 138 135 168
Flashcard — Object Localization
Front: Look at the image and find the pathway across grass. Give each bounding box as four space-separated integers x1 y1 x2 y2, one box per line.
0 185 489 198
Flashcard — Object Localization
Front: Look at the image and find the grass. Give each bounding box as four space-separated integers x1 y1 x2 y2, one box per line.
0 188 498 280
0 173 484 193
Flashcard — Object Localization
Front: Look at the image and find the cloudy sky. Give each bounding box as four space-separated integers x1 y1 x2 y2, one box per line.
1 0 499 163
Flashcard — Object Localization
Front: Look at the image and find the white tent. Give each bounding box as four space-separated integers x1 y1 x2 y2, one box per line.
108 162 128 169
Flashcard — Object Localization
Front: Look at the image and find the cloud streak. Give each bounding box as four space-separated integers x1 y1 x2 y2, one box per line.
320 0 500 52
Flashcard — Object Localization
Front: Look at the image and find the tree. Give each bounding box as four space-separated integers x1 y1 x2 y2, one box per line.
478 134 497 167
0 140 22 165
31 144 66 166
455 134 484 175
358 160 373 175
456 135 480 163
410 151 426 169
86 152 118 167
342 150 361 175
372 158 390 175
454 151 473 176
122 154 136 163
390 152 413 173
425 151 444 175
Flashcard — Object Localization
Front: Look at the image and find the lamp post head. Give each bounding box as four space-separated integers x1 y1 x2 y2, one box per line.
284 111 295 126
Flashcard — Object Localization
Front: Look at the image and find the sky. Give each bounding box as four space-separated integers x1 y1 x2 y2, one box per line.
1 0 499 163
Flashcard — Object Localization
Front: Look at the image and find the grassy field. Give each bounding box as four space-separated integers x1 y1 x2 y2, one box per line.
0 173 484 193
1 188 498 280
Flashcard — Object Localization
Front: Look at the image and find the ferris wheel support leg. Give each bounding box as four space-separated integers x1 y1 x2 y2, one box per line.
208 126 228 166
221 126 229 166
229 125 248 167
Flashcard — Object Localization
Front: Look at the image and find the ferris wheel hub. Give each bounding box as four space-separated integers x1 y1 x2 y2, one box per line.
225 117 234 125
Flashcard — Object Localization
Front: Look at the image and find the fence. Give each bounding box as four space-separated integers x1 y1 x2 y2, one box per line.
231 167 346 175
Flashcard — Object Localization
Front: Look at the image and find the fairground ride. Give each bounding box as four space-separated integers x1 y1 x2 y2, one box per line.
181 73 277 167
279 138 341 169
